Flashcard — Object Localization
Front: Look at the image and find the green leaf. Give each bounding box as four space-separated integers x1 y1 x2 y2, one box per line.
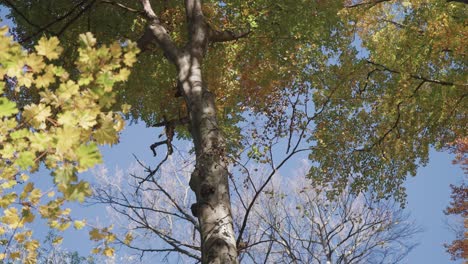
75 143 102 171
53 166 77 184
62 181 92 203
16 151 36 170
0 98 18 117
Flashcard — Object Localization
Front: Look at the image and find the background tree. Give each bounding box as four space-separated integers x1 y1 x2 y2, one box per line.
36 231 95 264
444 137 467 261
92 152 421 264
1 0 467 262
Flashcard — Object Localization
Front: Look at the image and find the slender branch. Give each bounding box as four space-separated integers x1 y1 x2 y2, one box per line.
16 0 91 44
345 0 390 8
209 27 251 43
447 0 468 4
366 60 466 87
57 0 98 36
99 0 144 14
2 0 53 34
133 153 169 194
236 141 310 247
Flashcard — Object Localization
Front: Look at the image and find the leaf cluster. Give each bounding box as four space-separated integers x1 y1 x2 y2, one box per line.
0 27 138 262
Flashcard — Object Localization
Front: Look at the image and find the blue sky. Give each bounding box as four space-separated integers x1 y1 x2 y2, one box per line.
404 150 463 264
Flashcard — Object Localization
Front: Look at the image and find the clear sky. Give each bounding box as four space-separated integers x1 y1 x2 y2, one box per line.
404 150 463 264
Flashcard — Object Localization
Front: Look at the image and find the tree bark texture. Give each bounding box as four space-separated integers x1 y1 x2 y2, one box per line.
138 0 239 262
180 55 238 263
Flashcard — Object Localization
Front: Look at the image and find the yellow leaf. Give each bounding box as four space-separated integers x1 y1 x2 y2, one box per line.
2 207 21 228
89 228 105 241
29 188 42 205
103 247 115 257
0 26 7 36
402 1 412 7
52 236 63 245
35 70 55 88
35 36 63 60
14 232 27 243
21 208 35 223
121 103 131 114
25 239 40 251
10 251 20 259
23 103 51 129
106 233 116 243
20 182 34 201
20 174 29 182
62 208 71 215
1 180 17 189
74 220 86 230
79 32 97 48
0 193 17 208
55 126 81 154
124 232 133 245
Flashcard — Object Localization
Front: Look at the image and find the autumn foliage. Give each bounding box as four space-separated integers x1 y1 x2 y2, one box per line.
0 28 138 262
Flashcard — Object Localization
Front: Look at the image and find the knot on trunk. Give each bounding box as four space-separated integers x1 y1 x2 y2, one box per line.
190 203 199 217
201 183 215 198
205 238 236 264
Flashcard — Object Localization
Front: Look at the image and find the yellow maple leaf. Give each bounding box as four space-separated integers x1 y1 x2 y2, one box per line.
34 36 63 60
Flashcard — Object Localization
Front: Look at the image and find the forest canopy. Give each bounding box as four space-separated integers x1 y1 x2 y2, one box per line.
0 0 466 262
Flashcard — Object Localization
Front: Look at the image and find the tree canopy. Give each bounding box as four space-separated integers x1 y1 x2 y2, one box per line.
0 0 467 262
5 0 466 198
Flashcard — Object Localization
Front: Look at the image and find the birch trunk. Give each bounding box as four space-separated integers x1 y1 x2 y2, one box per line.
178 54 238 263
139 0 239 261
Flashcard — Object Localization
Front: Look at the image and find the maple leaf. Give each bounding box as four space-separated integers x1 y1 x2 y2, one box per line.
34 36 63 60
0 98 18 117
75 143 102 171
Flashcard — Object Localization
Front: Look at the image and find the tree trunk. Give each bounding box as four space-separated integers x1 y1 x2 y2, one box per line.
178 51 238 263
138 1 239 262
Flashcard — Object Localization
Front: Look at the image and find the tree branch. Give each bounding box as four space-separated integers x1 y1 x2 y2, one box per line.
1 0 53 34
11 0 92 44
138 0 180 64
99 0 144 15
209 28 251 43
57 0 98 36
184 0 209 56
447 0 468 4
345 0 390 8
366 60 466 87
